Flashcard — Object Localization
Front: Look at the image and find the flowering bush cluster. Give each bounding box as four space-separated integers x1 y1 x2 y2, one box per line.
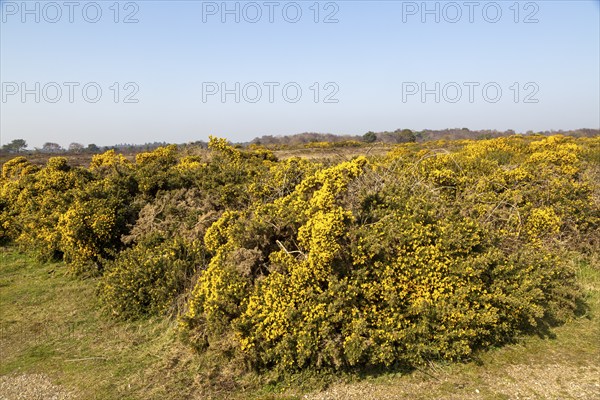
99 237 205 319
1 134 598 372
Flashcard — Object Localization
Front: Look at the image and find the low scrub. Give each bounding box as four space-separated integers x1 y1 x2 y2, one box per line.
1 134 598 373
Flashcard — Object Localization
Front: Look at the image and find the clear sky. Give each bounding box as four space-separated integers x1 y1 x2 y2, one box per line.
1 0 599 148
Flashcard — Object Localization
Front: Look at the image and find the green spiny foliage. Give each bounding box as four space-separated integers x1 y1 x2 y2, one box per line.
1 135 598 373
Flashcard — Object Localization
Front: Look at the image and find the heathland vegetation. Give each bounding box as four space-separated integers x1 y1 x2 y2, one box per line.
1 133 599 397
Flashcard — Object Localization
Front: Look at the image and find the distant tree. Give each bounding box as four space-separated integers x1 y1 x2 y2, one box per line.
362 131 377 143
1 139 27 153
68 142 84 152
86 144 100 153
42 142 63 153
395 129 416 143
12 139 27 152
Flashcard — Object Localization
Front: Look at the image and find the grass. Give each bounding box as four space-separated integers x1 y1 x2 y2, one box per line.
1 247 599 399
0 248 201 399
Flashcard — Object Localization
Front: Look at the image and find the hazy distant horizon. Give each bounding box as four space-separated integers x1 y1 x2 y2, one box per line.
4 127 599 151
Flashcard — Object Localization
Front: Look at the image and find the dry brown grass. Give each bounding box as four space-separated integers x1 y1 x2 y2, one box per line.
272 144 393 160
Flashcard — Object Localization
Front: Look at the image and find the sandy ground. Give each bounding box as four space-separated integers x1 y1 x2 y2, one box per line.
0 374 73 400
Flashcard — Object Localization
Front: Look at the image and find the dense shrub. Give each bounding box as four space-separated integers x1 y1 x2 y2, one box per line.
0 157 39 243
99 238 205 319
5 157 90 261
98 138 283 318
134 144 180 197
57 151 139 274
179 146 586 371
1 134 597 373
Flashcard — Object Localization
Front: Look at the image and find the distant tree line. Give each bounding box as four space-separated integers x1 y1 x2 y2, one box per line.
2 129 597 156
250 128 599 148
250 132 364 147
0 141 173 155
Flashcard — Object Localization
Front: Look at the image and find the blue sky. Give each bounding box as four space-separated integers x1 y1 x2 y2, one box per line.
1 0 599 148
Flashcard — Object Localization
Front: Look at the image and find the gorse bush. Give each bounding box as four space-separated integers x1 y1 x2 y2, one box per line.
0 157 39 244
99 237 205 319
1 135 598 372
6 157 90 261
179 143 587 370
